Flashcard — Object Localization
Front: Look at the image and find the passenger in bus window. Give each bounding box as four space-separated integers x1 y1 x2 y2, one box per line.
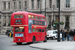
15 27 19 32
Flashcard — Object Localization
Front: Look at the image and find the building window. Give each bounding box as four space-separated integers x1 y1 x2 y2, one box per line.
37 0 40 9
32 0 34 9
14 2 16 9
8 2 10 10
56 0 59 8
19 1 21 9
49 0 52 8
3 16 6 26
4 2 6 10
25 1 27 10
66 0 70 8
65 16 70 29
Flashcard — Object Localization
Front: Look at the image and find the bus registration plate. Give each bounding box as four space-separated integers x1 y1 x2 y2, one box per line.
15 33 23 37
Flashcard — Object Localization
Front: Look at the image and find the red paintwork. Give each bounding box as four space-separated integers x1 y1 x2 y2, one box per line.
11 11 47 43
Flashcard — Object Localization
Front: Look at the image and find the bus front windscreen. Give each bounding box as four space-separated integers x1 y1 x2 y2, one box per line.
15 27 24 32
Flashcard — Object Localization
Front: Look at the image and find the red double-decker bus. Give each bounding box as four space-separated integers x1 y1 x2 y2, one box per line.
11 11 47 45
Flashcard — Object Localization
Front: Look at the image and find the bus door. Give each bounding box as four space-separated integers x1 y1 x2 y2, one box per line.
37 28 42 41
14 27 25 42
41 28 45 40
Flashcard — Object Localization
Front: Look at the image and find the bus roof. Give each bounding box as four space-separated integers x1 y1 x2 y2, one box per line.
12 11 45 17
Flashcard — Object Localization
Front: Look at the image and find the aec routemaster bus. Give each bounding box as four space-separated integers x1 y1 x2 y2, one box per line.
10 11 47 45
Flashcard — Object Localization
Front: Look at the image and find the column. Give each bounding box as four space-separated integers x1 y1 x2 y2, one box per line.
21 0 23 10
51 13 53 29
16 1 19 11
11 1 14 11
1 14 4 34
22 0 25 10
60 14 64 29
46 15 49 27
46 0 49 9
0 1 2 11
1 1 3 11
42 0 45 10
6 14 8 31
63 15 65 29
6 2 8 10
28 0 31 9
52 0 56 5
34 0 37 9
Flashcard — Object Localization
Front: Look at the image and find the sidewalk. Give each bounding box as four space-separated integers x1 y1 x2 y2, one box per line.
0 33 5 35
30 41 75 50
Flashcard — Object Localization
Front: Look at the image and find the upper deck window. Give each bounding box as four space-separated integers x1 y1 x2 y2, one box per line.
42 17 43 20
43 18 45 20
32 15 34 19
35 16 38 19
14 15 23 18
38 17 41 20
28 15 32 19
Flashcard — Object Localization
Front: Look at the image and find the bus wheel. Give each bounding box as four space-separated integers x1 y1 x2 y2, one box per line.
32 36 35 43
52 36 55 40
43 36 47 42
16 43 22 45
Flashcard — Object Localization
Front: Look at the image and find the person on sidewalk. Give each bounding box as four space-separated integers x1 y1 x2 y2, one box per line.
69 30 74 41
66 30 70 41
64 30 67 40
62 30 65 41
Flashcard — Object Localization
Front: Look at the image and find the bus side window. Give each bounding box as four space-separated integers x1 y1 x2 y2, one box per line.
36 29 38 32
35 16 38 20
39 17 40 20
42 29 44 32
39 29 41 32
43 18 45 20
32 15 34 19
33 28 35 32
42 18 43 20
28 15 31 19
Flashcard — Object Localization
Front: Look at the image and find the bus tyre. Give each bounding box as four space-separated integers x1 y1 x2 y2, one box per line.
32 36 35 43
47 38 49 40
52 36 55 40
43 36 47 42
16 43 22 45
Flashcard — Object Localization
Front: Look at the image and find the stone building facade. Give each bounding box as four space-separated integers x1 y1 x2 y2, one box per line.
0 0 75 34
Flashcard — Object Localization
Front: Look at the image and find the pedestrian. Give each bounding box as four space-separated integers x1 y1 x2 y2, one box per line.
69 30 74 41
62 30 65 41
64 30 67 40
66 29 70 41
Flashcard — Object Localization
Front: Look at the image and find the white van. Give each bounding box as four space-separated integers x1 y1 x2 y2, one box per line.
47 30 62 40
